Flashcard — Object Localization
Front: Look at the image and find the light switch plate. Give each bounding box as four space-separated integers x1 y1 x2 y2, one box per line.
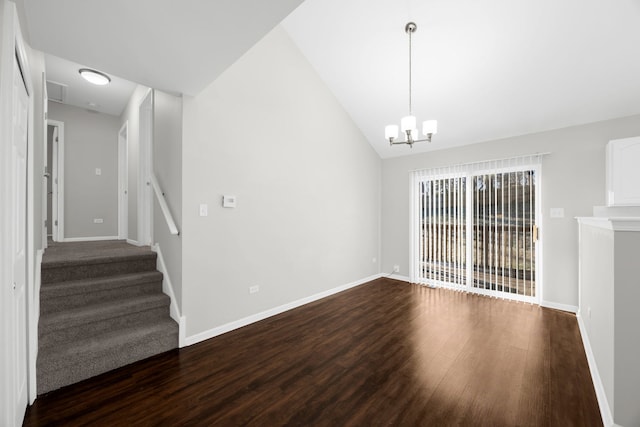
199 204 208 217
550 208 565 218
95 168 101 176
223 195 237 208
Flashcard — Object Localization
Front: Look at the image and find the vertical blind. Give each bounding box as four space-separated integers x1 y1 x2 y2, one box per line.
410 154 544 302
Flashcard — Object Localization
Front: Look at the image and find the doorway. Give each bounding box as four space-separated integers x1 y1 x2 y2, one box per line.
411 157 542 303
46 120 64 242
118 122 128 240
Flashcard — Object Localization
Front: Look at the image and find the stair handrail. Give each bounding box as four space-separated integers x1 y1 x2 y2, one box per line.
150 173 180 236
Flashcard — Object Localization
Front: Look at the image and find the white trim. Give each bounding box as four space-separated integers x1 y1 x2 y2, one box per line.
178 316 186 349
118 121 128 240
62 236 119 242
126 238 143 247
41 72 47 249
540 300 578 314
184 274 381 347
151 244 183 344
576 216 640 232
386 274 411 283
47 119 64 242
577 313 614 427
28 249 43 404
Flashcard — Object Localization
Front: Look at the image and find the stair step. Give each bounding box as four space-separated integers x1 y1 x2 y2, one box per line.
37 240 179 395
40 271 163 314
39 293 171 349
37 318 178 395
42 251 157 284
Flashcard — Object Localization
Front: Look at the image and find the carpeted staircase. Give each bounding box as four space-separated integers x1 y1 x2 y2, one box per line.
37 240 178 395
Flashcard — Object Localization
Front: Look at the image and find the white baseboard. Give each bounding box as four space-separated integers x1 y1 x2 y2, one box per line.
184 274 381 347
151 244 185 347
126 238 142 246
62 235 120 242
576 313 614 427
540 300 578 314
384 274 411 283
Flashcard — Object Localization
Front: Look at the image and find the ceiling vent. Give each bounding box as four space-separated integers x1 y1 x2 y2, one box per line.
46 80 67 104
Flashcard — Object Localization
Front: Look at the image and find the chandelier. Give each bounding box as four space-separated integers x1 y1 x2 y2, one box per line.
385 22 437 147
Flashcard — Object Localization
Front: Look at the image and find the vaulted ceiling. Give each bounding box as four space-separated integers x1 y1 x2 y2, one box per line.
16 0 640 158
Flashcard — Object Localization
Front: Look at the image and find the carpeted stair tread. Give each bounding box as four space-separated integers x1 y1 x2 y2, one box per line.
40 293 170 334
41 254 158 284
41 271 163 296
40 271 163 314
41 240 155 268
37 240 179 395
38 318 178 367
41 251 156 270
37 318 178 394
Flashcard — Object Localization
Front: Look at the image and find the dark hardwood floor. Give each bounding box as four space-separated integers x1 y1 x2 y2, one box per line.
24 278 602 426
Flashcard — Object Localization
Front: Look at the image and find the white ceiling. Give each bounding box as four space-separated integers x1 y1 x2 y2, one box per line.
283 0 640 158
18 0 304 96
16 0 640 158
45 54 137 116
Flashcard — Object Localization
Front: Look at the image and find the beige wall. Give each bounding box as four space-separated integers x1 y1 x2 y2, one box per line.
181 26 381 336
382 114 640 308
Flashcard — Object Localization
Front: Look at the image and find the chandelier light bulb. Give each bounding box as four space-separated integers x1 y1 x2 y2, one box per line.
385 125 399 140
401 115 417 132
423 120 438 135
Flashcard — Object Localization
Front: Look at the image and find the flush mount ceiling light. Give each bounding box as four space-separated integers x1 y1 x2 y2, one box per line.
78 68 111 86
385 22 437 147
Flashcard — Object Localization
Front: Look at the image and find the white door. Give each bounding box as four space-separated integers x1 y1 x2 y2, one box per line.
118 122 128 239
11 52 29 426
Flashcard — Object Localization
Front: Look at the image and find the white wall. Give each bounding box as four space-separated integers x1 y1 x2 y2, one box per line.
578 221 640 427
382 115 640 308
182 26 381 337
613 231 640 427
119 85 150 243
153 90 183 307
48 102 120 239
578 223 615 416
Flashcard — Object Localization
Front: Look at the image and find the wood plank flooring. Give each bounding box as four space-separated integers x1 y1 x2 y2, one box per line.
23 278 602 426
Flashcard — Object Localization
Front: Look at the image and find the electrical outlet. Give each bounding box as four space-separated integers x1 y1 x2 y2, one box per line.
249 285 260 294
372 257 377 263
93 218 104 224
393 265 400 273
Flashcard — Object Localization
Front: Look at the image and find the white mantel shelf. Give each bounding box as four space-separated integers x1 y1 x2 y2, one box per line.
576 216 640 231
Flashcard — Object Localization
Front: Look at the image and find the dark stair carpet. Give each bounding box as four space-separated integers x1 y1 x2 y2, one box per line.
37 240 178 395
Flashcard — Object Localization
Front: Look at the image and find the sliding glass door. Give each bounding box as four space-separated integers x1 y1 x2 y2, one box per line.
412 159 541 303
